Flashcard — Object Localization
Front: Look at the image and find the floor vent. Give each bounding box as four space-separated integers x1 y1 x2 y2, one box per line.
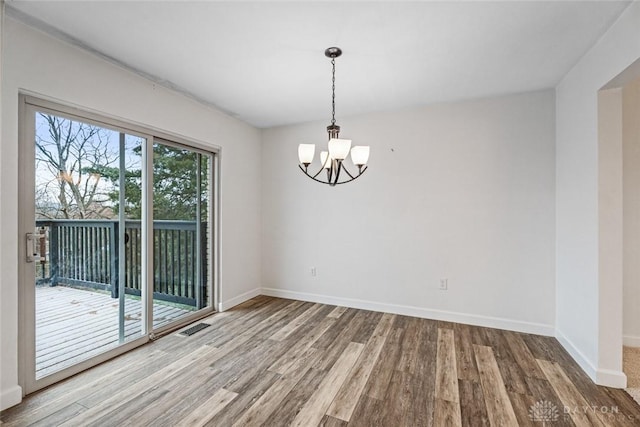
179 323 210 336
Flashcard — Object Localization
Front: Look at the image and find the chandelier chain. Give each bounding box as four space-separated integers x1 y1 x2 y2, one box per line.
331 57 336 126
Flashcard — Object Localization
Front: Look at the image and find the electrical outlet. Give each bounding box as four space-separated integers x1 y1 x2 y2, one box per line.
311 267 317 277
439 278 448 290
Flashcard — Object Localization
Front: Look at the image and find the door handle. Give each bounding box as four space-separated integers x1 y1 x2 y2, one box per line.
26 232 41 263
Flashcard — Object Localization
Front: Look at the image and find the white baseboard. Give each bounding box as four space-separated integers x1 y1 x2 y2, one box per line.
260 288 555 336
555 329 628 388
0 384 23 411
555 329 598 381
623 335 640 347
596 369 627 389
219 287 261 311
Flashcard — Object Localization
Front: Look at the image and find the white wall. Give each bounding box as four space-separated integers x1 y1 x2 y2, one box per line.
555 1 640 388
0 17 262 410
623 77 640 347
262 90 556 334
597 87 624 386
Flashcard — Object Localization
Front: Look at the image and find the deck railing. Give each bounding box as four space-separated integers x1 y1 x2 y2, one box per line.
35 219 208 309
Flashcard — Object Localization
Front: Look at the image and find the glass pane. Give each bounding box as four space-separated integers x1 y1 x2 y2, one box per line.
34 112 144 379
152 142 212 329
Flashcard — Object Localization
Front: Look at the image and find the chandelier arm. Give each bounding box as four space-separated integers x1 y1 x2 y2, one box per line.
301 162 337 180
332 167 367 184
341 165 356 180
298 165 368 185
310 166 325 179
333 160 343 185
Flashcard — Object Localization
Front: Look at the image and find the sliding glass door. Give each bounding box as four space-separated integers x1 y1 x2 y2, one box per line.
151 141 213 329
20 96 216 394
27 109 148 385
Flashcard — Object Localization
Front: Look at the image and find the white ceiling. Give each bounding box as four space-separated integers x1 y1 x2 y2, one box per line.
6 1 631 128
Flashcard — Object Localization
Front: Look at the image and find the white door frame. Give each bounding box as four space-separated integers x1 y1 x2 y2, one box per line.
18 94 219 395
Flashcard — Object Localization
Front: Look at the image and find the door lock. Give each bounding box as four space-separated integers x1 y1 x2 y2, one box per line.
26 232 41 263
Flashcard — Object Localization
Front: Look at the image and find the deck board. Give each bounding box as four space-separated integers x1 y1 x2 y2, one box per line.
36 285 191 378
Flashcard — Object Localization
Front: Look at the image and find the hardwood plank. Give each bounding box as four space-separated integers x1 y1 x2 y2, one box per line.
27 402 86 427
524 376 576 427
231 347 320 427
483 330 531 396
212 303 311 395
504 331 546 379
261 368 326 427
470 325 491 347
57 345 218 426
417 317 438 343
433 328 462 426
408 338 436 426
205 299 306 348
290 341 364 427
392 314 409 329
454 323 479 381
434 398 462 427
76 352 173 409
396 317 422 374
122 360 238 426
270 303 324 341
88 387 172 427
437 319 456 330
435 328 459 403
602 387 640 426
268 316 336 374
381 369 415 426
458 379 489 427
509 391 538 427
522 333 560 362
326 313 394 421
326 306 348 318
203 372 280 426
319 415 348 427
351 310 383 344
205 298 296 348
311 311 368 372
496 355 531 395
280 304 336 344
221 338 289 394
363 327 404 400
537 358 606 426
474 344 519 427
59 299 295 426
2 348 168 426
311 309 358 350
348 395 386 427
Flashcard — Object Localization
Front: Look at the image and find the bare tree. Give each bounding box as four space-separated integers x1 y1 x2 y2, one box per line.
35 114 118 219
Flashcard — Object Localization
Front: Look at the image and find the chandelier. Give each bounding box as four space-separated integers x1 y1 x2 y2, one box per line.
298 47 370 186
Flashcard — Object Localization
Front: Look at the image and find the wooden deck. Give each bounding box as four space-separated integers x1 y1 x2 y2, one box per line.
36 285 192 378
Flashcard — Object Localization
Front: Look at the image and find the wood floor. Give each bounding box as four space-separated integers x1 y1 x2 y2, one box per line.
3 296 640 426
36 286 191 378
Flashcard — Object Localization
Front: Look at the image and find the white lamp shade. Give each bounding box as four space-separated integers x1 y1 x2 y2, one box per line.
320 151 331 169
350 146 370 166
298 144 315 164
328 138 351 160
